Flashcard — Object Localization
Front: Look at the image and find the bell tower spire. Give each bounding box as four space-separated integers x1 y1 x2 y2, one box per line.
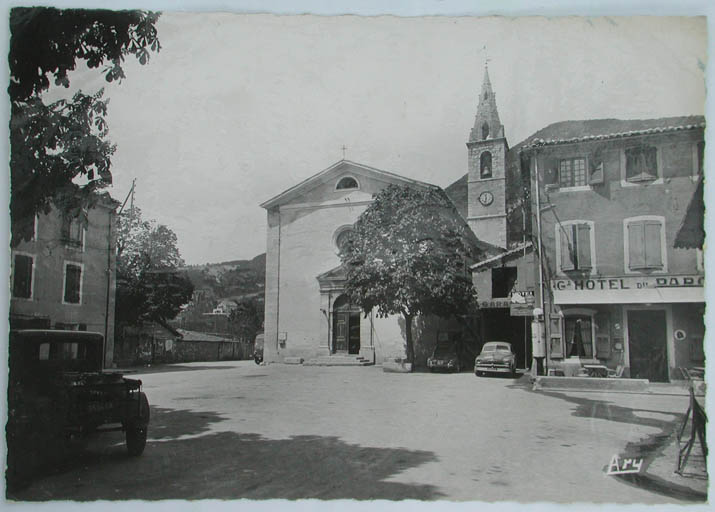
469 63 504 142
466 60 508 248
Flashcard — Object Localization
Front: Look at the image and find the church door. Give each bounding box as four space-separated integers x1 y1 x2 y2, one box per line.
332 295 360 355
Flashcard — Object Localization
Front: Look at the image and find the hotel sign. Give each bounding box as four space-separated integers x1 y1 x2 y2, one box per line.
551 275 704 305
552 275 704 291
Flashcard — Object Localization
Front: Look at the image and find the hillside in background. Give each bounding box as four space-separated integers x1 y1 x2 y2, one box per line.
184 253 266 302
171 253 266 339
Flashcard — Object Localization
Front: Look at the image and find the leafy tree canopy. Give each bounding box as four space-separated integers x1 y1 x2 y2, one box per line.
116 208 193 325
9 7 160 246
340 185 478 366
228 299 265 342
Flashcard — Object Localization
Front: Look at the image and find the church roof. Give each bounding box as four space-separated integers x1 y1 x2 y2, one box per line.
260 159 438 209
469 65 504 142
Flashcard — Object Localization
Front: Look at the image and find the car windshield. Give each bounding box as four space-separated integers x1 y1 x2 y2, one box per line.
482 343 511 352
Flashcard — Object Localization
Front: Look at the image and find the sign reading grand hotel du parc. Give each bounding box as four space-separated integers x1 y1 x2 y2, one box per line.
551 275 705 304
552 275 704 291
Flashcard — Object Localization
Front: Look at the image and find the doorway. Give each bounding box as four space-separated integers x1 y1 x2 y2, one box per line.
627 309 668 382
332 295 361 355
480 308 532 369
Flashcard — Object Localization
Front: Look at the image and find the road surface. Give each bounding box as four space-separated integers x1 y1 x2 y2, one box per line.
7 360 705 502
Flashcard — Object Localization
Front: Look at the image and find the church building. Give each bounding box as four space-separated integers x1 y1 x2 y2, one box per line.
260 161 465 365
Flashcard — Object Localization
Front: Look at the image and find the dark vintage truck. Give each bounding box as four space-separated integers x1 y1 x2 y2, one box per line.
6 330 150 487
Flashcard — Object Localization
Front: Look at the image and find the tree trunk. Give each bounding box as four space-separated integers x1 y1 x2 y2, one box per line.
404 313 414 372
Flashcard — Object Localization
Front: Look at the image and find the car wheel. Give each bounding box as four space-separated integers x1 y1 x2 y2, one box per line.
126 392 149 456
126 423 147 456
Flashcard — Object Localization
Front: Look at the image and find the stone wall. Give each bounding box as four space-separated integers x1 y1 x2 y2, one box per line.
114 322 250 366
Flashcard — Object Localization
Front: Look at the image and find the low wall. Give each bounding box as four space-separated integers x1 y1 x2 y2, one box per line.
162 339 250 364
114 323 252 366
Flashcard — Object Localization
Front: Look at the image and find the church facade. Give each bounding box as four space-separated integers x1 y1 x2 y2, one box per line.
260 161 456 365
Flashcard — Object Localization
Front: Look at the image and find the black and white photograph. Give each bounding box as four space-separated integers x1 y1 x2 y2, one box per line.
4 2 711 506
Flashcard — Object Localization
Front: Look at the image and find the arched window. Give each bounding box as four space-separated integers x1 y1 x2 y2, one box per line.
336 176 358 190
481 122 490 140
484 91 488 100
480 151 492 179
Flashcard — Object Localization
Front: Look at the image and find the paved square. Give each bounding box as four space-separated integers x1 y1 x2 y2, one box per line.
8 361 706 502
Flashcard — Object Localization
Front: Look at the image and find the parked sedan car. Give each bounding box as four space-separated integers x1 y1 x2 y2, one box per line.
427 341 461 372
474 341 516 377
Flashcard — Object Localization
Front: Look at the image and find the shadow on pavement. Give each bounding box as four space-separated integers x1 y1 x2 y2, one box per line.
9 407 443 501
539 390 707 502
149 406 227 440
117 364 240 375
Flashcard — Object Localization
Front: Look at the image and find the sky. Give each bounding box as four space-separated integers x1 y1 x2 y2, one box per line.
42 11 707 265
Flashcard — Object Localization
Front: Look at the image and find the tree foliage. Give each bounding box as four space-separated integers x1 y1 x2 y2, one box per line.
116 208 193 325
9 7 160 246
340 185 478 367
228 299 265 342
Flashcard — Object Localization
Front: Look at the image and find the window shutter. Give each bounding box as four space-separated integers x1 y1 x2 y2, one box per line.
13 255 32 298
645 147 658 177
549 315 564 359
644 221 663 268
594 312 611 359
542 157 559 185
589 162 604 184
64 265 82 304
61 216 71 240
560 225 575 271
628 222 645 270
576 223 592 269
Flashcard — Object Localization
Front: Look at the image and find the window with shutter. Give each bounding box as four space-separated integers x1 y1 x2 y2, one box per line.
643 221 663 268
12 254 33 299
625 145 658 182
61 215 84 248
64 263 82 304
576 224 592 269
589 161 604 184
627 219 664 271
560 226 575 271
559 223 593 272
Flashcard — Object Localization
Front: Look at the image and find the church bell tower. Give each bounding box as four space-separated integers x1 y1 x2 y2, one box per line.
467 64 508 248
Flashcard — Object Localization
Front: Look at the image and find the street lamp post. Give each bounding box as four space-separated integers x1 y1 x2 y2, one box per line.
532 151 547 375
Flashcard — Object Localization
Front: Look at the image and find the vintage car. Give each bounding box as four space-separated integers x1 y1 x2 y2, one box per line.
6 330 150 487
427 341 461 372
253 332 265 364
474 341 516 377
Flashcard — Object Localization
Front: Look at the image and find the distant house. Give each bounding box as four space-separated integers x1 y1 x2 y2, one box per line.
10 193 120 367
212 299 238 316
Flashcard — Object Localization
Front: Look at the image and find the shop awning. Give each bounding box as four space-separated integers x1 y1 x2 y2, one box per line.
553 287 704 304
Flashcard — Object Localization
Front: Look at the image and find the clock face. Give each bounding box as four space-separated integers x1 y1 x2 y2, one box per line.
479 191 494 206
